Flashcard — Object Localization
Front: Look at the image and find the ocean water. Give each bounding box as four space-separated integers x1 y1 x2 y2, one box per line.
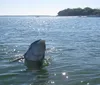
0 16 100 85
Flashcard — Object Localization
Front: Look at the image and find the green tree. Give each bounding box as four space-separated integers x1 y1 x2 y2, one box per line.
57 7 100 16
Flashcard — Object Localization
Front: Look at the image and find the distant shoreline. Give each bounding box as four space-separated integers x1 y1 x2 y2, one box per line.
0 15 100 18
58 7 100 17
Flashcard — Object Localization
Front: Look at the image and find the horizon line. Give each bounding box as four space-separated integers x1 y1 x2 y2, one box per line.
0 15 57 17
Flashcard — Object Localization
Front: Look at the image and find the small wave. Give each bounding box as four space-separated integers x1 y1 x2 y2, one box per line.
46 47 62 53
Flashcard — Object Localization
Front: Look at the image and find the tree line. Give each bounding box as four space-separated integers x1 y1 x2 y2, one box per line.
58 7 100 16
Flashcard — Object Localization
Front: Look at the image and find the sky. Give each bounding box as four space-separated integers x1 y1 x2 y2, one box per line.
0 0 100 15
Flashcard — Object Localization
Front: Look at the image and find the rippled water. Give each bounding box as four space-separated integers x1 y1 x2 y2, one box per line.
0 16 100 85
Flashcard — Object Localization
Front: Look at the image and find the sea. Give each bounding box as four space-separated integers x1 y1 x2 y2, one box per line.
0 16 100 85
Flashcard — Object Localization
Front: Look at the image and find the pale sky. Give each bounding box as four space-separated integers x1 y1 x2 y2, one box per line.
0 0 100 15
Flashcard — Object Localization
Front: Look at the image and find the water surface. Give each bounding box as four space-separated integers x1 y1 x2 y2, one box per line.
0 16 100 85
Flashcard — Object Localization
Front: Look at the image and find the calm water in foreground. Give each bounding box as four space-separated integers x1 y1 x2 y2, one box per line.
0 16 100 85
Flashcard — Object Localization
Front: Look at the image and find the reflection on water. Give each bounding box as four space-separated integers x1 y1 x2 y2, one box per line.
27 68 49 85
0 16 100 85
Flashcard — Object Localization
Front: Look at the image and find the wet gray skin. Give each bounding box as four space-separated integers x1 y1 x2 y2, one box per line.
24 39 46 69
